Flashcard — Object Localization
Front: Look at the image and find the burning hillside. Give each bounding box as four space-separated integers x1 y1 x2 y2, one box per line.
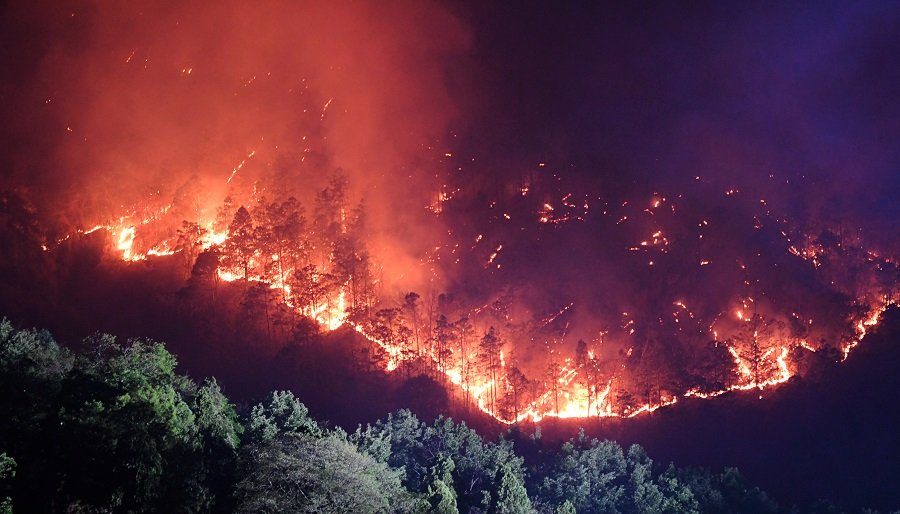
1 1 898 427
31 160 898 425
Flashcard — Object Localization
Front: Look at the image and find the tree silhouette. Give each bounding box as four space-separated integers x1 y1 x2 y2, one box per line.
222 206 255 280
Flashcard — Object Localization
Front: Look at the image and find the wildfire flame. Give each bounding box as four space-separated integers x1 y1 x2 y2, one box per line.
47 181 897 426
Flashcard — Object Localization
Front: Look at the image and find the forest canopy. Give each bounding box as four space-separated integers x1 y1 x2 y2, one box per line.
0 318 885 513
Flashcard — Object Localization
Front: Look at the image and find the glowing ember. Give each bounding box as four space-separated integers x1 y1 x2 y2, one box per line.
42 134 897 427
45 189 900 426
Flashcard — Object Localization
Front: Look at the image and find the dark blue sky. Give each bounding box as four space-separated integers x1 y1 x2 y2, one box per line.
449 0 899 234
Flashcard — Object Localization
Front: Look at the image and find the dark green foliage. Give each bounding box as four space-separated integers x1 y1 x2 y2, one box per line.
672 466 778 514
535 430 699 514
245 390 322 444
0 320 71 379
186 378 244 511
624 444 666 512
555 500 576 514
426 456 459 514
656 465 700 513
0 320 241 512
195 378 242 450
0 319 873 513
489 462 533 514
352 410 527 513
0 452 13 514
56 337 201 511
234 433 417 514
537 430 626 513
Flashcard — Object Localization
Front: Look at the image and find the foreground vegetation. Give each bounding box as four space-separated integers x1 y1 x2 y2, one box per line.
0 319 889 513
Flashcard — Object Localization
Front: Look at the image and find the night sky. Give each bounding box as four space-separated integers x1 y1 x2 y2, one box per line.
455 0 899 207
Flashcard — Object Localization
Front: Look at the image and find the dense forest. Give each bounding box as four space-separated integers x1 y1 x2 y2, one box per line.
0 318 892 514
1 174 894 429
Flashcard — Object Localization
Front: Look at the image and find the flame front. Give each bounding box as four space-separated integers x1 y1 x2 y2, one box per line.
47 175 897 426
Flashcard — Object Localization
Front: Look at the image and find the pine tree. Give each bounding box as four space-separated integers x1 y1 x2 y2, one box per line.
312 172 349 266
454 317 476 410
505 366 530 423
626 445 664 514
555 500 576 514
434 315 455 378
479 327 503 414
289 264 335 318
426 456 459 514
241 282 272 342
260 197 306 296
214 195 234 233
188 249 220 303
222 206 255 280
174 220 207 278
489 462 532 514
544 341 563 416
402 292 423 366
371 308 401 369
574 339 596 415
733 313 777 389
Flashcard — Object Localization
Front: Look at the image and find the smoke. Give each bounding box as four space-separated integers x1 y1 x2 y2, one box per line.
0 1 897 417
0 0 470 285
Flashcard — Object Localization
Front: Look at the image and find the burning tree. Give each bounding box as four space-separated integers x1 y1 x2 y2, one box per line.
478 326 503 415
574 339 611 418
731 313 781 390
312 173 350 266
29 145 898 426
174 220 207 278
253 197 307 295
543 340 564 417
453 317 477 411
401 292 424 371
221 206 255 280
433 315 455 381
502 364 531 424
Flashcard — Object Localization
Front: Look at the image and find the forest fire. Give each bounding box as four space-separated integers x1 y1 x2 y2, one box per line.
2 0 897 431
3 3 900 513
46 174 896 425
34 86 898 424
